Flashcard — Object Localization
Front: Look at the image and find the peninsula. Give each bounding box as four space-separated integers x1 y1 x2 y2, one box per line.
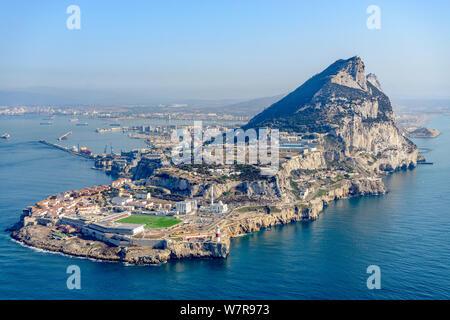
9 57 419 264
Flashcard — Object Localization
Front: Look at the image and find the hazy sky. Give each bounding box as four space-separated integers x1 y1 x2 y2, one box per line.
1 0 449 102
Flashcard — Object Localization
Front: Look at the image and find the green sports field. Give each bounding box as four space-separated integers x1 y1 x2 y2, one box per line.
117 215 181 228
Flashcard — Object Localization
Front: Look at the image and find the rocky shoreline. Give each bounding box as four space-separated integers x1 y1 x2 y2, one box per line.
225 177 386 237
9 224 230 265
7 56 421 266
9 176 386 265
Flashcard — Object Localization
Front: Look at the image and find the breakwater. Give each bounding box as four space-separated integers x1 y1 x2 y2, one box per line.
39 140 94 159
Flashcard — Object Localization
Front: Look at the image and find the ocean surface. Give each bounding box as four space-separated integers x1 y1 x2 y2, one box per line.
0 115 449 299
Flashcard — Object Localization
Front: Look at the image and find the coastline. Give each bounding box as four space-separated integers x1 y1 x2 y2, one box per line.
9 175 387 265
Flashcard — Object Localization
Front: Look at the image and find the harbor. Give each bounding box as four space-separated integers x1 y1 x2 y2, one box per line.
39 140 94 159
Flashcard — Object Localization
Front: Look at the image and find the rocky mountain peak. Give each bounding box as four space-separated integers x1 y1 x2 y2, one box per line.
328 56 367 91
244 56 392 132
244 56 418 173
366 73 382 91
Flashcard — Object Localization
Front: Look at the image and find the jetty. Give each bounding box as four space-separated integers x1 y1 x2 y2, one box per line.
417 159 434 165
58 131 72 141
39 140 94 159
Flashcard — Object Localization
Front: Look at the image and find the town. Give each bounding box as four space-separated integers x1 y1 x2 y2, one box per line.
17 126 372 259
20 176 231 248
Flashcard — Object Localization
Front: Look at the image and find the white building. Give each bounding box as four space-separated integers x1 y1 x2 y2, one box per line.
210 201 228 214
298 189 309 200
84 221 145 236
176 199 197 215
111 178 132 188
111 195 133 206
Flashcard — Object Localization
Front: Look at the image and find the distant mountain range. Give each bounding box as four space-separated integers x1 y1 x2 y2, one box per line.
1 81 449 117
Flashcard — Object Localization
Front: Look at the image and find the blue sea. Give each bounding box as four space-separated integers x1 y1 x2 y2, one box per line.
0 115 449 299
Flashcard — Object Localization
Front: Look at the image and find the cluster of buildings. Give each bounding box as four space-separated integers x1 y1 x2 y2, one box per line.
278 131 320 156
22 184 110 227
174 188 228 215
20 176 230 247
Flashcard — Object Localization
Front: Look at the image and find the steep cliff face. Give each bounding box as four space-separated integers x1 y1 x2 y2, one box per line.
333 116 417 172
366 73 382 91
165 239 230 259
146 172 198 195
274 151 328 202
133 156 162 180
11 225 229 265
225 177 386 237
245 56 418 173
145 171 241 198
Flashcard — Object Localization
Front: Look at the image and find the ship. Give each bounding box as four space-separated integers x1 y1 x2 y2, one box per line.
79 146 93 156
0 133 10 139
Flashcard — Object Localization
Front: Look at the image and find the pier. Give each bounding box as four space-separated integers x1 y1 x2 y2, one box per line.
39 140 94 159
417 159 434 165
58 131 72 141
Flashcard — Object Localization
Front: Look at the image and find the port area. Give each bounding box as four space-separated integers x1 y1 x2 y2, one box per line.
39 140 94 159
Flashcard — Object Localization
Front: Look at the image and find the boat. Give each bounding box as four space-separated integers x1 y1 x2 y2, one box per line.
79 146 93 156
0 133 10 139
69 118 79 123
40 122 53 125
76 122 89 126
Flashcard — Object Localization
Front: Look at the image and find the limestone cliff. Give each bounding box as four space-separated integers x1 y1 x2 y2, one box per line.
225 177 386 237
245 56 418 173
11 225 229 265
